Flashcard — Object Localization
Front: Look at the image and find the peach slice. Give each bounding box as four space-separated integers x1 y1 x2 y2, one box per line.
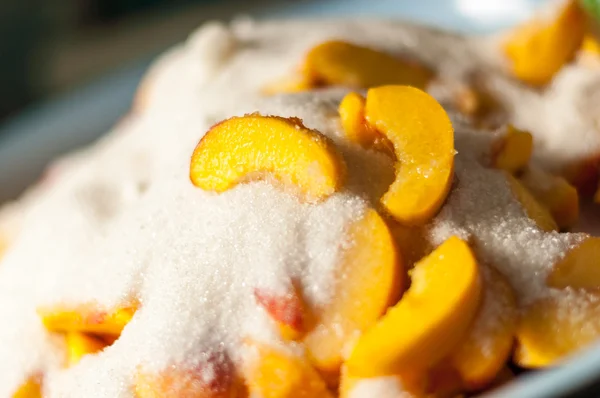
520 166 579 229
364 85 455 225
547 237 600 290
242 342 332 398
135 354 241 398
304 40 432 90
262 73 314 95
190 115 347 201
38 304 136 335
503 0 586 85
448 266 517 390
582 33 600 56
66 332 107 366
13 379 41 398
491 125 533 174
386 221 430 271
514 292 600 368
338 92 395 157
346 236 481 377
254 287 305 341
303 208 401 384
505 172 559 232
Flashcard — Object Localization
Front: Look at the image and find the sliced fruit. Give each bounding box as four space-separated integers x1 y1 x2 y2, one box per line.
487 367 515 390
190 115 347 202
427 364 464 397
66 332 107 366
454 83 503 129
386 221 430 271
38 303 136 335
346 236 481 377
364 85 455 225
448 266 517 390
562 156 600 193
503 0 586 85
135 354 241 398
547 236 600 290
304 40 432 90
491 125 533 174
515 291 600 368
338 92 395 157
505 172 559 232
581 33 600 55
520 166 579 229
243 342 332 398
13 379 41 398
255 286 305 341
339 366 427 398
303 208 401 383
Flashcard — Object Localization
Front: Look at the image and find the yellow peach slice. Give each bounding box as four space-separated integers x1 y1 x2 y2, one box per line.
448 266 517 390
13 379 41 398
515 292 600 368
364 85 455 225
346 236 481 377
338 92 395 157
38 304 136 335
190 115 347 201
582 33 600 56
66 332 107 366
262 73 314 95
505 173 559 232
243 342 332 398
503 0 586 85
547 237 600 290
520 166 579 229
254 286 305 341
136 354 242 398
491 125 533 174
304 40 432 90
303 208 401 384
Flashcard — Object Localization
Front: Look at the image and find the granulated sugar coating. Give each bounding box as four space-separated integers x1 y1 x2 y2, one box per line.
0 16 599 398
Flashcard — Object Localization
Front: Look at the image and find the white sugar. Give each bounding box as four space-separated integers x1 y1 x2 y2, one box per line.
350 376 415 398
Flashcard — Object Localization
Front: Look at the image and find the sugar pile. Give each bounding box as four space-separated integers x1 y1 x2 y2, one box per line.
0 17 599 397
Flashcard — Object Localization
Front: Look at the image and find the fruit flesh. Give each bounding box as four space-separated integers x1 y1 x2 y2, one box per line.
515 292 600 368
190 115 347 202
505 173 558 232
66 332 107 366
38 304 136 335
346 236 481 377
12 379 41 398
503 0 586 85
547 237 600 290
520 166 579 229
491 126 533 174
305 40 432 90
448 266 517 390
303 208 401 383
254 287 305 341
243 342 332 398
364 85 455 225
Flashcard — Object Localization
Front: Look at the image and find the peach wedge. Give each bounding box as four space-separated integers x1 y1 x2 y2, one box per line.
254 286 306 341
190 115 346 202
66 332 107 366
243 342 332 398
304 40 432 90
346 236 481 377
505 172 558 232
515 292 600 368
491 125 533 174
503 0 586 86
303 208 401 383
547 236 600 290
520 166 579 229
12 379 41 398
135 354 242 398
38 304 136 336
364 85 455 225
448 265 517 390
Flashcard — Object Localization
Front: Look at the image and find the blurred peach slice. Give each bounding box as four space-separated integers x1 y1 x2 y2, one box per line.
303 208 401 385
504 172 558 232
12 379 41 398
254 286 305 341
66 332 107 366
38 303 136 335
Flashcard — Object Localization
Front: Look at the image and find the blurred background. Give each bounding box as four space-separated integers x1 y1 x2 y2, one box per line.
0 0 546 200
